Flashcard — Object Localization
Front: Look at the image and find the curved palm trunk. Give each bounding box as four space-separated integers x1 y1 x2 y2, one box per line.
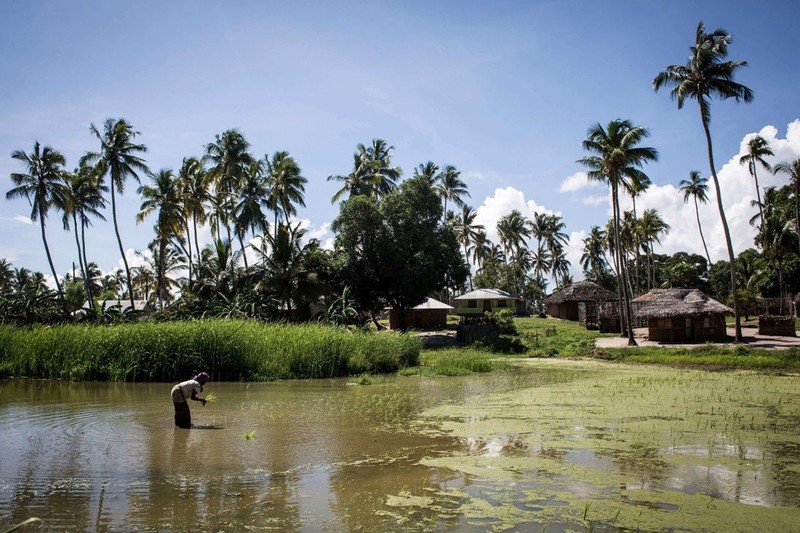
752 165 764 230
692 197 717 296
111 187 136 309
700 106 742 342
185 215 193 286
72 211 92 310
80 223 94 309
40 216 64 310
613 182 637 345
239 234 249 269
193 214 202 271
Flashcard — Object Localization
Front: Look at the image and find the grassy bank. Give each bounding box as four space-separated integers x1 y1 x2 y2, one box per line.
0 320 420 381
587 344 800 371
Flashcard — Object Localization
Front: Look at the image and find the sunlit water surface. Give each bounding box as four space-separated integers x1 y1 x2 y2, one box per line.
2 360 799 531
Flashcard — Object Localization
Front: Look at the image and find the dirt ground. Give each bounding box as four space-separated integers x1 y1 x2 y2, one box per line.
595 326 800 350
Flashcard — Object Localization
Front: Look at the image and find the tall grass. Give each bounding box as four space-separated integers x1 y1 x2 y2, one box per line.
401 348 498 376
0 319 421 381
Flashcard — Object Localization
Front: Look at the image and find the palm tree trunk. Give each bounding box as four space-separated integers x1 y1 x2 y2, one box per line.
239 234 249 269
613 182 636 345
72 212 92 310
795 180 800 258
193 214 202 271
185 216 193 286
80 222 94 310
111 187 136 310
700 106 743 342
693 197 717 296
464 242 473 290
40 217 64 309
752 166 764 231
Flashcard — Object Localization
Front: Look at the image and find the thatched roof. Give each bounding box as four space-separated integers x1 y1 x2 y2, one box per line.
634 289 732 319
544 281 617 305
454 288 515 301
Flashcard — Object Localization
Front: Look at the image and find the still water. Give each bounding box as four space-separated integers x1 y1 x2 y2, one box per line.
1 360 800 531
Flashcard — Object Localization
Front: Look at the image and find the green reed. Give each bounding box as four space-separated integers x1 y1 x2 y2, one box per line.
0 319 420 381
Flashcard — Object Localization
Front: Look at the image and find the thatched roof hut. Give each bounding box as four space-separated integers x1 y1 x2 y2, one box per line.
634 288 731 343
544 281 617 324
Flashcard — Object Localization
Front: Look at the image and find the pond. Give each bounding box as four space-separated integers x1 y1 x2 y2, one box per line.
1 360 799 531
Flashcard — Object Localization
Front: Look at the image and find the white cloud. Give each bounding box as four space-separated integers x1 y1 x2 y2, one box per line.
582 194 609 207
622 119 800 262
13 215 34 225
559 171 601 193
474 187 557 245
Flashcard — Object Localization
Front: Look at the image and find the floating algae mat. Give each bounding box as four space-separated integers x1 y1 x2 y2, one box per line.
388 360 800 531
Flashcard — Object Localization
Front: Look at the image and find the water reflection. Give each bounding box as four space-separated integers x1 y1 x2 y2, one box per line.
2 363 800 531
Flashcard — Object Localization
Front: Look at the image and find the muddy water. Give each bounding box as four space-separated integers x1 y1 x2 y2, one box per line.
1 361 799 531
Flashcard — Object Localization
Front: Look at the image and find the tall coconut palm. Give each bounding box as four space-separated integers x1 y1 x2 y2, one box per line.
679 171 714 281
451 205 484 290
436 165 470 222
204 129 253 242
497 210 531 295
0 258 14 289
85 118 150 310
136 169 184 309
654 21 753 342
639 209 670 289
739 135 774 230
265 151 306 241
328 139 400 202
772 158 800 257
6 141 67 305
580 225 608 281
470 230 493 273
61 160 106 309
177 157 210 282
578 119 658 345
413 161 440 184
234 159 269 269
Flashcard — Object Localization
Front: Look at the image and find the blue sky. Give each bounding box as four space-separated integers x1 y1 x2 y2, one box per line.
2 1 800 285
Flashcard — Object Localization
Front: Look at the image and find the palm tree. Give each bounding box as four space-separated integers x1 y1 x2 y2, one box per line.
578 119 658 345
451 205 484 290
0 258 13 289
497 210 531 295
413 161 440 184
265 151 306 241
654 21 753 342
470 230 494 273
177 157 210 283
204 129 253 242
679 171 714 282
436 165 470 222
61 160 106 309
85 118 150 310
580 225 608 281
136 169 184 309
328 139 400 202
739 135 774 230
6 141 67 305
638 209 670 289
233 159 268 269
773 158 800 257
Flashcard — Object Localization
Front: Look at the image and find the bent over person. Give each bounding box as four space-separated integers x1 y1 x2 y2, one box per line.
171 372 209 428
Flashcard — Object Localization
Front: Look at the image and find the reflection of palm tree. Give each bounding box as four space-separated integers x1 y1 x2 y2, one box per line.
654 21 753 342
579 119 657 345
6 141 67 304
739 135 773 230
773 158 800 257
679 171 714 282
87 118 150 310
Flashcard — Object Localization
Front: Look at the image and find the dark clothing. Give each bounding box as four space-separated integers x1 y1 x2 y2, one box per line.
174 401 191 428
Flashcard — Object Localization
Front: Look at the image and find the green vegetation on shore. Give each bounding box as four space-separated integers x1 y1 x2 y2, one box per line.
0 320 420 381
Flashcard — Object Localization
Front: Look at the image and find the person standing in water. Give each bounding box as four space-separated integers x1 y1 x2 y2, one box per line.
171 372 209 428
